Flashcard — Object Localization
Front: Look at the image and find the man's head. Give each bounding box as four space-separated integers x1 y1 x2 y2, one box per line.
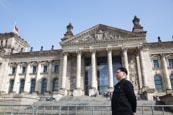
116 67 128 81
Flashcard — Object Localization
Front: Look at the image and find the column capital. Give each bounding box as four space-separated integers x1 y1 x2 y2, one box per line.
134 47 141 56
160 53 168 58
121 47 128 52
76 50 82 54
62 51 68 55
89 47 96 53
106 45 112 51
136 46 144 52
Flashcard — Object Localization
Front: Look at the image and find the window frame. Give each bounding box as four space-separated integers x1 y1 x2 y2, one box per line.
41 78 47 94
32 66 37 73
154 75 163 92
170 74 173 90
168 59 173 68
12 67 16 74
54 65 59 73
52 78 59 92
8 79 14 93
22 66 26 74
153 59 159 69
19 79 25 94
30 79 36 93
43 65 48 73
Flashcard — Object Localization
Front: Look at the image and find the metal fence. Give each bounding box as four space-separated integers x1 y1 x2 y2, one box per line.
0 104 34 115
0 104 173 115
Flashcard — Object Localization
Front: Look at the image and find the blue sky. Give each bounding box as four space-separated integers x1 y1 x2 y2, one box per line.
0 0 173 51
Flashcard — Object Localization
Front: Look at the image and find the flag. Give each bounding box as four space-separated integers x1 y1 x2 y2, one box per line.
13 25 19 34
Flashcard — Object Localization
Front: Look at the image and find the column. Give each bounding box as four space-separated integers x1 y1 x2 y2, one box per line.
89 50 98 96
73 51 83 96
13 63 20 94
161 54 172 93
122 48 129 80
136 53 142 93
60 53 68 95
35 62 41 93
47 62 52 92
91 51 97 89
24 63 31 93
139 48 147 87
107 49 114 90
76 52 81 89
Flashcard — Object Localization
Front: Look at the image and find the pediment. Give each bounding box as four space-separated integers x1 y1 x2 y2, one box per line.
61 24 145 46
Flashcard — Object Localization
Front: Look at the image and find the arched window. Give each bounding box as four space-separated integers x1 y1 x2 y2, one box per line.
19 79 25 94
52 78 59 92
170 74 173 90
154 75 163 92
41 78 47 94
8 79 14 93
30 79 36 93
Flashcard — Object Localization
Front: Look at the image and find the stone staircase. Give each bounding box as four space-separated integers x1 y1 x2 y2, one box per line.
0 95 172 114
33 95 173 115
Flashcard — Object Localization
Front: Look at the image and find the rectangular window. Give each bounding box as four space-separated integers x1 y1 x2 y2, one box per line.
22 67 26 74
153 60 159 68
168 59 173 68
9 79 14 93
19 80 25 94
43 65 48 73
12 67 16 74
30 79 36 93
54 65 59 73
33 66 37 73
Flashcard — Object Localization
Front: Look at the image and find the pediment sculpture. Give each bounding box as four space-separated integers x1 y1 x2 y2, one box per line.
71 30 122 43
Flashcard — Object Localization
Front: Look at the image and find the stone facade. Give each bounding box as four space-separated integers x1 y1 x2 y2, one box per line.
0 16 173 101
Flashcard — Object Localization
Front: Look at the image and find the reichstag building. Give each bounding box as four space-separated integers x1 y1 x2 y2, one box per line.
0 16 173 101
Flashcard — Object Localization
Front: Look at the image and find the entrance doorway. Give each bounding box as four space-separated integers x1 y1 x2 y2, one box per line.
84 56 122 95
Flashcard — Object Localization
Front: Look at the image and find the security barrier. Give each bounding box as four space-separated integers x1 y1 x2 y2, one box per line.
0 104 34 115
0 104 173 115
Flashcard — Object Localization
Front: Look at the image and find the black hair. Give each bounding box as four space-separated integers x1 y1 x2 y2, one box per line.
117 67 128 75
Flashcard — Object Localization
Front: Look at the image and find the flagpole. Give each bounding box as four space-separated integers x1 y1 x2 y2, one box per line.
14 21 16 30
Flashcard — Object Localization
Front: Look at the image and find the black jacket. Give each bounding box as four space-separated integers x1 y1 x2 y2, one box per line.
111 78 137 115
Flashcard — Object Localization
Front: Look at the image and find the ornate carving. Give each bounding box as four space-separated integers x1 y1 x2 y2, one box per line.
73 30 122 43
40 61 49 66
9 62 17 66
133 16 143 30
19 62 28 66
128 55 139 89
61 24 145 46
30 61 38 66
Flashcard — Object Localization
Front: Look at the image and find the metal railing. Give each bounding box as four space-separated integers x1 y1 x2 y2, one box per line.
0 104 34 115
0 104 173 115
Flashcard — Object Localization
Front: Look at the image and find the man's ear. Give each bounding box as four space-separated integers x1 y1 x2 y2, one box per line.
123 72 126 76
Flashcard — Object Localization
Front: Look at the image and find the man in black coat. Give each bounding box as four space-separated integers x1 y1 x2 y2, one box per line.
111 67 137 115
